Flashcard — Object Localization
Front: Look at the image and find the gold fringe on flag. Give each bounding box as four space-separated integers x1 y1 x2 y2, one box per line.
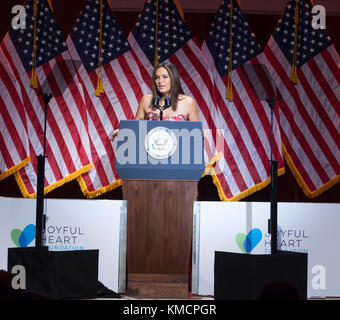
281 143 340 199
290 0 299 84
30 0 38 89
201 152 285 202
77 175 122 199
154 0 159 66
96 0 104 96
15 163 93 199
0 156 31 182
226 0 233 101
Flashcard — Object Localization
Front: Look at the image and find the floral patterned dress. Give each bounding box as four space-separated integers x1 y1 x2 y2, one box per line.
145 112 188 121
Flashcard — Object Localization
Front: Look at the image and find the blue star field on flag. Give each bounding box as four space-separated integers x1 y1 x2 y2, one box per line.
70 0 130 73
9 0 67 72
272 0 332 68
205 0 261 78
132 0 192 65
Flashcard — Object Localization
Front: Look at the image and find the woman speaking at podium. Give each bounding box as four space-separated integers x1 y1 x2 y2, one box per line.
110 62 199 140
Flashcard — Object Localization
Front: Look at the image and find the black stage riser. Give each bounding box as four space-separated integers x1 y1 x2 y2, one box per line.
8 247 99 299
214 251 308 300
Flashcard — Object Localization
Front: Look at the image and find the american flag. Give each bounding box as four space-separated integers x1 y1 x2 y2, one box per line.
0 54 30 181
263 0 340 197
201 0 285 200
0 0 93 197
67 0 146 197
128 0 220 186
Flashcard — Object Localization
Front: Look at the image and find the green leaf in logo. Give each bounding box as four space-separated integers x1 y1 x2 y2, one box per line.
235 233 247 254
11 229 22 247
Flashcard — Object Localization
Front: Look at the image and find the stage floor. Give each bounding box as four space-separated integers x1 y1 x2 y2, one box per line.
93 294 340 300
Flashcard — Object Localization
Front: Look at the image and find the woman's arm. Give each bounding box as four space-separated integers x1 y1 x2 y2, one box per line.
187 97 199 121
110 94 152 141
109 128 119 141
135 94 152 120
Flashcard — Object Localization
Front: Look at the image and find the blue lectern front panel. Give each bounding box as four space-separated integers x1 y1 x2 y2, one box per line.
115 120 205 180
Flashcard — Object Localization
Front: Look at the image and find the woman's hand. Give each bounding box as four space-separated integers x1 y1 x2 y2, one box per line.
109 129 119 141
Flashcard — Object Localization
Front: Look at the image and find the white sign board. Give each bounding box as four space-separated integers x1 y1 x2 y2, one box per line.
0 197 126 293
192 201 340 298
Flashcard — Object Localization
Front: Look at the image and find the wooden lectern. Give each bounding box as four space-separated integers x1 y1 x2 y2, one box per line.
116 120 205 298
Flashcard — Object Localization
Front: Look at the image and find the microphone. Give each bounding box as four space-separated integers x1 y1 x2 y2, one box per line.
152 95 171 120
164 96 171 109
152 95 160 109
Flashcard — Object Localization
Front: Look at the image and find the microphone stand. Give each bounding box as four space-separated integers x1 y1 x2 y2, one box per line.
158 107 169 120
35 92 52 248
152 96 171 120
266 97 278 255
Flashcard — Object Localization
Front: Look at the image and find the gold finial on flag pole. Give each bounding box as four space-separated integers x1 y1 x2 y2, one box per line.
290 0 299 84
96 0 104 96
30 0 38 89
226 0 233 101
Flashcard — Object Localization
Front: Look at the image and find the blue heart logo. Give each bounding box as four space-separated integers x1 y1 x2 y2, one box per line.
236 228 262 253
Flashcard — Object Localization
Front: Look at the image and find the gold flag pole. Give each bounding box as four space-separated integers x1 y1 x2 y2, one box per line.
96 0 104 96
173 0 185 21
290 0 299 84
30 0 38 89
226 0 233 101
48 0 53 11
154 0 159 66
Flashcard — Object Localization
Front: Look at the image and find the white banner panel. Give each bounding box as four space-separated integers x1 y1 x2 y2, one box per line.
192 201 340 298
0 197 126 293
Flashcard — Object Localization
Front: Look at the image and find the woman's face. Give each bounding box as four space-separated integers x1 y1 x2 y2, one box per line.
155 67 171 96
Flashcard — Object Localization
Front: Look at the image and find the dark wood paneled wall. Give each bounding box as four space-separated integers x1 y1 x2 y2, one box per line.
0 1 339 202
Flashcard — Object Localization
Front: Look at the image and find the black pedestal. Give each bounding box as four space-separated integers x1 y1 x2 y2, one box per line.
214 251 308 300
8 247 99 299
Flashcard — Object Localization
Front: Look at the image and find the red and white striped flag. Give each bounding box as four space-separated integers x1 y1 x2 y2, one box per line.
0 0 93 197
67 0 146 197
201 0 285 200
0 53 30 181
128 0 221 191
263 0 340 197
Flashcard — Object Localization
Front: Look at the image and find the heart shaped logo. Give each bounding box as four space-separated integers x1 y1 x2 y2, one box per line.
235 228 262 253
11 224 36 247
